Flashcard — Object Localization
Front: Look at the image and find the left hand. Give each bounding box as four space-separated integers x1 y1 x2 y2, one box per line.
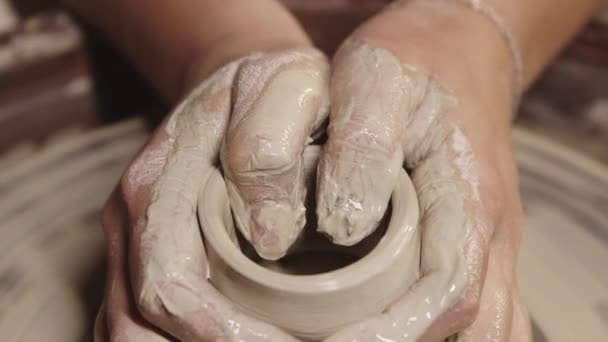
318 1 532 340
94 47 330 342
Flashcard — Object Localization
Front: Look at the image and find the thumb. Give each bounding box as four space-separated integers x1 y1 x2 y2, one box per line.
317 40 423 245
221 49 329 259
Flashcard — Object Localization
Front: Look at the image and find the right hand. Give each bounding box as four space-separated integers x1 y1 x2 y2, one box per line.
94 47 329 341
316 1 531 340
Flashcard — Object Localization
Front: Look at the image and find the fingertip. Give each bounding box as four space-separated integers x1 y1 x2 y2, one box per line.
221 50 330 261
248 201 306 260
316 198 384 246
315 147 399 246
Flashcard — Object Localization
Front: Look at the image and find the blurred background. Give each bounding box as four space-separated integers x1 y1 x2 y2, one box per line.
0 0 607 341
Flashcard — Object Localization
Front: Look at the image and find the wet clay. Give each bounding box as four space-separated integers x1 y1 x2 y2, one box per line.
136 50 329 341
221 50 329 260
320 39 479 341
140 40 475 340
199 146 420 340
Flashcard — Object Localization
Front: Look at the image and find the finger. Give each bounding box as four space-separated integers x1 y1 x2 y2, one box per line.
326 115 493 341
413 141 523 342
98 193 172 342
93 301 107 342
509 290 533 342
456 174 527 342
328 158 484 342
125 60 297 341
456 238 532 342
221 49 329 259
455 238 515 342
316 40 425 245
387 128 498 342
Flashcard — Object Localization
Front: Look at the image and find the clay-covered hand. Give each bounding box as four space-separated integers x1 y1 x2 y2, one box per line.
319 2 531 341
94 48 329 341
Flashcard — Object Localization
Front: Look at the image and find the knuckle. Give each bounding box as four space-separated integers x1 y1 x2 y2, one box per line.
225 135 295 174
251 143 295 172
329 115 400 155
134 281 165 321
134 271 186 324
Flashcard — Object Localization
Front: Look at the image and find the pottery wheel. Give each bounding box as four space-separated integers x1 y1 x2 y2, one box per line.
514 128 608 342
0 119 607 341
0 119 146 341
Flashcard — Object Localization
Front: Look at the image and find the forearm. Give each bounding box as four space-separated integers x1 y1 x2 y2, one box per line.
348 0 600 130
487 0 601 87
65 0 310 103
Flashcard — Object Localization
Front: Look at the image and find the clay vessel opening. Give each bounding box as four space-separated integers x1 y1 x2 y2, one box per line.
234 176 392 275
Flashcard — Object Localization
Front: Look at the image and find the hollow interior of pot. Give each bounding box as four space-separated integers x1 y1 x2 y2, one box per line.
232 169 392 276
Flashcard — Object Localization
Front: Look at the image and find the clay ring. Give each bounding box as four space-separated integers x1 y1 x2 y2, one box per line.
198 146 420 340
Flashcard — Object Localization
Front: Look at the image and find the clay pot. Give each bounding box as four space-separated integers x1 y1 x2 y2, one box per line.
198 146 420 340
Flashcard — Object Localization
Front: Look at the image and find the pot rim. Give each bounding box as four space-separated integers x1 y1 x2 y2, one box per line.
198 146 419 295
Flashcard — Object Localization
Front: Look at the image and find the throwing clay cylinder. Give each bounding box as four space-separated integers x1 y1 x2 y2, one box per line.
198 145 420 340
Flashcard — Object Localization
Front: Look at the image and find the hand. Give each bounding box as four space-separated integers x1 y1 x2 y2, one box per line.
94 47 329 341
319 1 532 341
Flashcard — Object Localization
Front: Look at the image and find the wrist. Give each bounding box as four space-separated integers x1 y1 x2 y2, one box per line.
181 34 311 98
178 2 312 99
347 0 516 125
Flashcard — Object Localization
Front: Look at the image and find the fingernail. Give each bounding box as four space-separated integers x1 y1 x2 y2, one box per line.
249 201 305 260
317 199 383 246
